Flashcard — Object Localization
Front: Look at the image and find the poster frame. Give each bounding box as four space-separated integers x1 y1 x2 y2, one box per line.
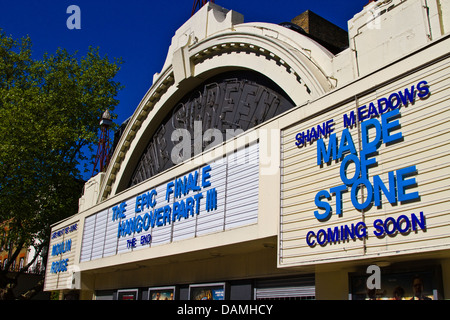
188 282 227 300
148 286 177 300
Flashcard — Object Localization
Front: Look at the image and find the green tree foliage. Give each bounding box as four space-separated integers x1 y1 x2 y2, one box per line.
0 30 123 299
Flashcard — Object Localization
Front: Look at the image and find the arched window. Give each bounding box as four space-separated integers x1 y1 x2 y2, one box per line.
129 70 295 187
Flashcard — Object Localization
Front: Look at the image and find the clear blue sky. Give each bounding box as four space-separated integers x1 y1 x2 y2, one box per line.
1 0 365 125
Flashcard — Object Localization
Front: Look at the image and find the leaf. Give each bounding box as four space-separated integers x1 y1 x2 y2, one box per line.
0 30 123 279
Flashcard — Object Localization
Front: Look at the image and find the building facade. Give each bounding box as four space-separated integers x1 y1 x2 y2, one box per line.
44 0 450 300
1 220 45 275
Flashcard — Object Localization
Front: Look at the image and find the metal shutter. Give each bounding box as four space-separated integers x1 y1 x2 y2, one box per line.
254 276 315 300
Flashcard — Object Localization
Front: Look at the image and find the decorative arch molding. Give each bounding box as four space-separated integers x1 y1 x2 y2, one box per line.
98 10 336 202
188 24 335 99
